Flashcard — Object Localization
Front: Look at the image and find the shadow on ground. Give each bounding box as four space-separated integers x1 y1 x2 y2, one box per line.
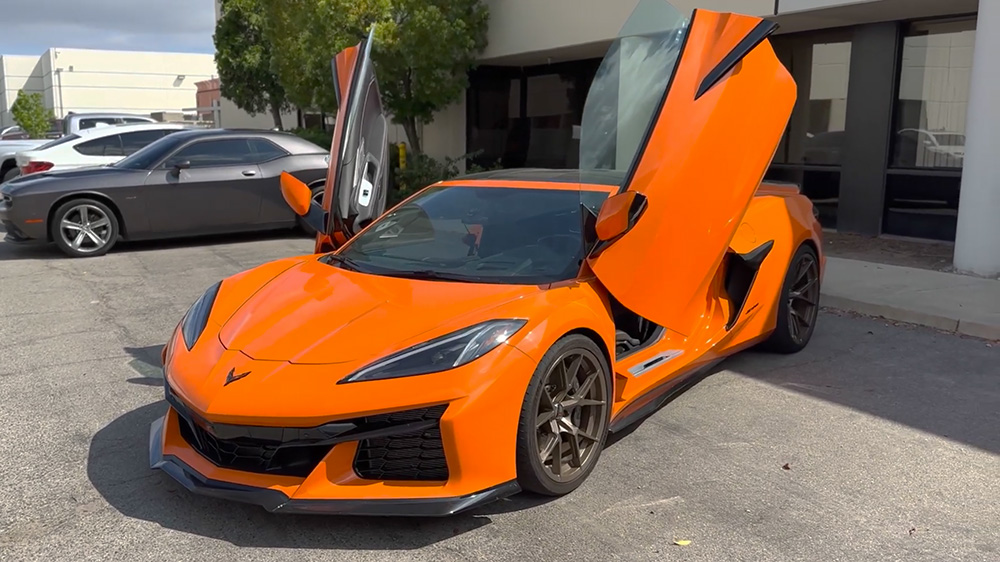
124 345 165 387
727 311 1000 455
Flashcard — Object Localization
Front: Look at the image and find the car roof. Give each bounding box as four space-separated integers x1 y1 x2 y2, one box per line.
446 168 626 189
73 122 194 139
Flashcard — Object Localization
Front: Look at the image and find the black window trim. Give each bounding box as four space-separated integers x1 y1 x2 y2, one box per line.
154 135 291 170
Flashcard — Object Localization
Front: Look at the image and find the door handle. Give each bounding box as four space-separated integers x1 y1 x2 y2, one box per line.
241 170 257 176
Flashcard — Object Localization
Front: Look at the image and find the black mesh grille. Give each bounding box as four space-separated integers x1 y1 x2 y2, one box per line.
167 383 449 480
354 406 449 481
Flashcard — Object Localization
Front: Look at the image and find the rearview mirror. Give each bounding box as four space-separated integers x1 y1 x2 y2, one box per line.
280 172 326 233
595 191 647 242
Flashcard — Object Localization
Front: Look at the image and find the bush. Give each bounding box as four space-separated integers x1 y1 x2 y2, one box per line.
290 127 331 151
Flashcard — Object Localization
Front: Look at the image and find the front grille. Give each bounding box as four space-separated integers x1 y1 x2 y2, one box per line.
354 406 449 481
166 383 449 480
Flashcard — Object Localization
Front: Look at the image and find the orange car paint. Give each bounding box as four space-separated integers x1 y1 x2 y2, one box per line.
154 7 824 508
587 11 797 339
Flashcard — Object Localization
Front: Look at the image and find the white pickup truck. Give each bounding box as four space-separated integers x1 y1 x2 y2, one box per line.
0 112 157 183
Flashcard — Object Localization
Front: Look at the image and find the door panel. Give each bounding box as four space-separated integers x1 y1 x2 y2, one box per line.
315 26 389 253
587 8 796 336
143 166 263 234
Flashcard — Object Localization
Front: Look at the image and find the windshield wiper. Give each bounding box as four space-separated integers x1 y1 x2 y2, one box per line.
382 269 481 283
320 253 366 272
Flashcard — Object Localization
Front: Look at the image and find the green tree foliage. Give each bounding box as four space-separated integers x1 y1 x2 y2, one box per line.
261 0 489 154
213 0 289 129
10 91 52 139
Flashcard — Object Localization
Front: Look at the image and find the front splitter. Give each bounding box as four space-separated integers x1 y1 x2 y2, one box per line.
148 415 520 516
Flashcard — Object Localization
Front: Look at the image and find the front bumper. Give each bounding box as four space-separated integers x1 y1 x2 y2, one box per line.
150 415 519 516
0 197 46 243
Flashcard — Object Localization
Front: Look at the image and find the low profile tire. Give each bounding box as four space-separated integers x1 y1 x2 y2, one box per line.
298 184 325 235
761 244 821 353
50 198 120 258
515 334 611 496
2 167 18 183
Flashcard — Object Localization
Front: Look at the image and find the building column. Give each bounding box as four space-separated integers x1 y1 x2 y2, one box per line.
954 1 1000 277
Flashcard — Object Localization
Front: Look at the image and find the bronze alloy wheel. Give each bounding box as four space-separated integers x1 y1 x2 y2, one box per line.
787 251 820 345
533 347 609 484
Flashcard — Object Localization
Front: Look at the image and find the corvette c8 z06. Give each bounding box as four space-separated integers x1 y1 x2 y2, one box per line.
150 0 824 516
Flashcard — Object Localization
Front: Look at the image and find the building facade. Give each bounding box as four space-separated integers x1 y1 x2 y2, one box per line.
439 0 995 275
0 48 218 128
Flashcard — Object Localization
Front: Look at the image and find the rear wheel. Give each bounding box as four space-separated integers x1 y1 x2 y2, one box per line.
50 198 120 258
516 335 611 496
762 244 821 353
2 166 18 183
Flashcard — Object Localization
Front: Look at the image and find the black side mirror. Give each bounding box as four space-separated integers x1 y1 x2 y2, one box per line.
172 160 191 171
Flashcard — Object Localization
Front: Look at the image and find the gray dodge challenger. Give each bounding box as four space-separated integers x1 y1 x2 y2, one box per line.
0 128 330 257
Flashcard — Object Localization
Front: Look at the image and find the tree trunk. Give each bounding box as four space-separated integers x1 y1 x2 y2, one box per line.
402 117 422 156
269 100 283 130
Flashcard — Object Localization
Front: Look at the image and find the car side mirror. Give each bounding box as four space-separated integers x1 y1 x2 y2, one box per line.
595 191 647 242
280 172 325 233
169 160 190 174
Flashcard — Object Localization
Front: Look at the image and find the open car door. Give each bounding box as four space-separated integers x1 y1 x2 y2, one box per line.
315 26 389 254
581 0 796 337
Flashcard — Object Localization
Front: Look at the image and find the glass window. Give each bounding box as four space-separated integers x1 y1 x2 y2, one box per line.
78 118 117 130
336 186 610 285
467 70 521 169
248 138 287 161
123 117 154 124
36 134 79 150
74 135 124 157
891 18 975 169
164 138 255 168
120 129 171 155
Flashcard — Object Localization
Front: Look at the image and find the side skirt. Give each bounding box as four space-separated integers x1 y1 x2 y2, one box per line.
608 358 725 433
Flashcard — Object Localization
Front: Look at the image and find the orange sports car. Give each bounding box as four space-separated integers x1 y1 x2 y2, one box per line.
150 0 824 516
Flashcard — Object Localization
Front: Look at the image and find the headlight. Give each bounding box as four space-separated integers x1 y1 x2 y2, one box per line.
339 319 527 384
180 281 221 350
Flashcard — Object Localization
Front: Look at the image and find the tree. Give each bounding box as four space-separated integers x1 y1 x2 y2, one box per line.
261 0 489 154
213 0 289 129
10 91 52 139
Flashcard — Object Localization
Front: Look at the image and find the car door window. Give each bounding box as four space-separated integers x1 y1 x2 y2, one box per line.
124 117 154 124
163 138 256 168
248 138 288 162
74 135 124 157
120 129 172 155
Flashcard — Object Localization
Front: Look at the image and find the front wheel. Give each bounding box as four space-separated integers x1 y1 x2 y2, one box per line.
761 244 821 353
515 334 611 496
50 198 120 258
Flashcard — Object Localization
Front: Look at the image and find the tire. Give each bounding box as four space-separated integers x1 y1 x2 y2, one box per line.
298 184 325 235
515 334 612 496
761 244 821 353
50 198 120 258
2 166 18 183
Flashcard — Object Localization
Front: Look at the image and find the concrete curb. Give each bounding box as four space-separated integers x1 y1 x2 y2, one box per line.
819 293 1000 341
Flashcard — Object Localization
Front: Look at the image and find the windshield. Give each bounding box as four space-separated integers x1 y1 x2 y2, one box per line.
578 0 689 174
333 186 610 285
35 134 79 150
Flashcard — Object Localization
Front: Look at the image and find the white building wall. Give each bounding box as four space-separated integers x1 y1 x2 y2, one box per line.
1 48 217 129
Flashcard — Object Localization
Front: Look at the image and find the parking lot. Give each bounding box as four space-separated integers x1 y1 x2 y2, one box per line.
0 233 997 562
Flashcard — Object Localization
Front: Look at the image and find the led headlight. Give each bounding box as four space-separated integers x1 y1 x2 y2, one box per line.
339 319 527 384
180 281 222 350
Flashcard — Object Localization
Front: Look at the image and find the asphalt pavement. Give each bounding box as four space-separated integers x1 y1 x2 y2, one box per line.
0 233 997 562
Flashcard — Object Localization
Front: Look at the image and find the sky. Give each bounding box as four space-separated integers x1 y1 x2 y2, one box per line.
0 0 216 56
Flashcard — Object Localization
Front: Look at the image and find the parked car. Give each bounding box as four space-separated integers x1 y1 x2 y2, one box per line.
0 139 49 183
15 123 193 176
56 112 158 136
0 128 330 257
149 5 824 517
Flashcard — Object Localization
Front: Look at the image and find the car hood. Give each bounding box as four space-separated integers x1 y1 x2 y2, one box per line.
217 257 543 365
1 166 144 195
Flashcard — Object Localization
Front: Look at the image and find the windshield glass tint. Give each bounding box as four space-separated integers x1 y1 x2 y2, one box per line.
336 186 609 285
36 134 79 150
579 0 689 172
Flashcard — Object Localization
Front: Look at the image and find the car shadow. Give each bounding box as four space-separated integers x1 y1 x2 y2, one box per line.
124 344 165 387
